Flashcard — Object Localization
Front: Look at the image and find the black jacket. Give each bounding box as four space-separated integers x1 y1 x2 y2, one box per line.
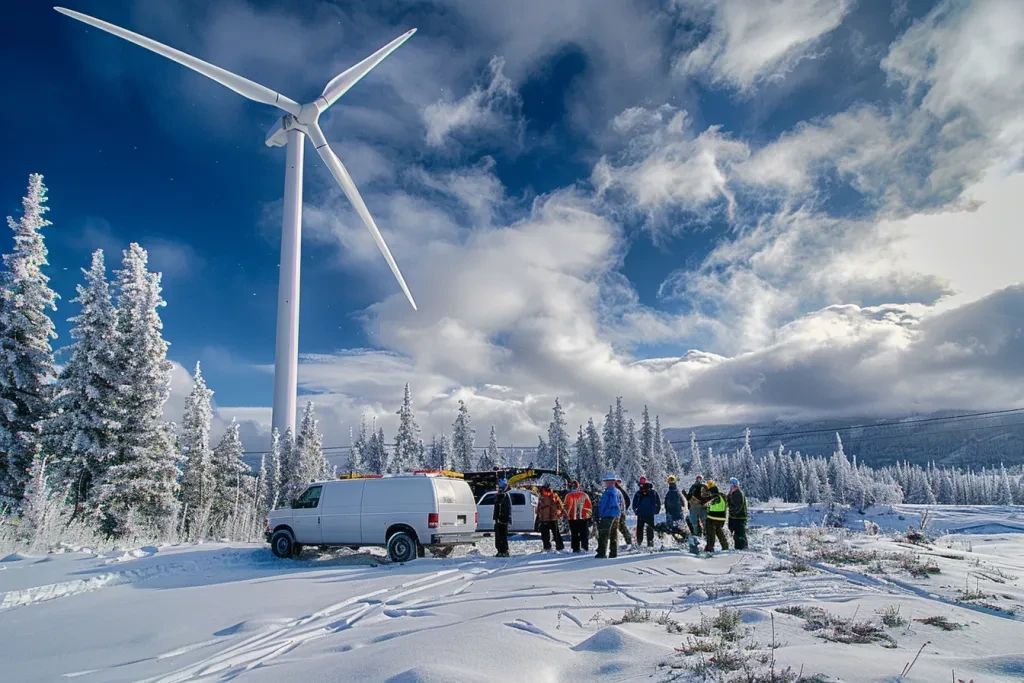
687 482 705 503
493 490 513 524
726 488 747 520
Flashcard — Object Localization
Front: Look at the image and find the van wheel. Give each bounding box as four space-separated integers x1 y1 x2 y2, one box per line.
387 532 417 563
270 530 295 558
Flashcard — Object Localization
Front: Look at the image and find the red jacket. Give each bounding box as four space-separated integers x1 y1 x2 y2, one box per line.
536 490 565 521
564 491 592 520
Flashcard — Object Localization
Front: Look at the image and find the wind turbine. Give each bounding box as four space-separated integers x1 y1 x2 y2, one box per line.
55 7 418 436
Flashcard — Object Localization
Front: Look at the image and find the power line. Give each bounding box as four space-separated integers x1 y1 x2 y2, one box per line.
241 407 1024 456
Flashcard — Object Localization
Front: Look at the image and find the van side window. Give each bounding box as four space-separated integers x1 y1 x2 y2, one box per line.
510 493 526 505
480 492 496 505
293 485 322 509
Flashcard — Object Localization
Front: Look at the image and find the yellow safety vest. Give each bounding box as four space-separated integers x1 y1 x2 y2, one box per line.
707 494 727 521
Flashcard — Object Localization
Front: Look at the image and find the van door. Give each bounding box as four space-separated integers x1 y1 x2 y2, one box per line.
291 484 324 544
511 491 535 532
321 480 364 544
476 491 496 531
434 478 477 534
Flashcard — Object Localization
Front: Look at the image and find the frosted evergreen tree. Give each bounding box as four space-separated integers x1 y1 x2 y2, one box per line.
602 405 617 474
211 419 248 524
535 436 549 469
651 415 664 479
477 426 501 470
99 421 179 537
44 250 119 513
295 402 328 481
452 400 475 472
618 418 643 491
573 426 588 482
998 464 1014 505
350 416 368 475
254 454 269 519
266 428 282 509
102 244 175 535
427 434 453 471
179 362 215 533
639 405 654 478
363 419 388 474
829 434 852 503
547 398 570 472
0 174 59 503
278 427 302 501
663 435 681 479
613 398 626 470
688 432 703 475
393 384 422 472
20 449 63 545
804 465 822 504
581 417 605 488
374 427 387 473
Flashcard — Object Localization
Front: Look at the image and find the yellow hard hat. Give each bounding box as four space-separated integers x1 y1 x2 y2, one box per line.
667 475 677 483
705 480 716 489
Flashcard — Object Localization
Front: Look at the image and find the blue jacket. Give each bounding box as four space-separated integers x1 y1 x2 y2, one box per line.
597 487 623 518
632 488 662 517
664 483 684 518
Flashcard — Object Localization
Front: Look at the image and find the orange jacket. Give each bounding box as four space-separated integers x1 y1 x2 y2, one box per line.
564 491 592 520
536 490 565 521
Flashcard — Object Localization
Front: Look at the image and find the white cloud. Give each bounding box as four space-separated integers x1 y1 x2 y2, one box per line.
423 57 523 148
674 0 853 91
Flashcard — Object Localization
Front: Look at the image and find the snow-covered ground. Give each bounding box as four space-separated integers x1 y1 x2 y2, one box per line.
2 505 1023 682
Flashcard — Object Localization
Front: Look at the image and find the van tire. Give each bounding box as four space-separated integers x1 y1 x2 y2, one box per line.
271 529 296 558
387 532 417 563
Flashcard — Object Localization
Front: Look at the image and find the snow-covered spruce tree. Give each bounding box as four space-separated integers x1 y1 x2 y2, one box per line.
613 398 626 471
998 464 1014 505
535 436 549 469
211 419 248 530
582 417 605 489
278 427 301 501
573 426 588 482
254 454 269 520
100 244 176 536
639 405 654 479
296 401 329 481
619 418 642 492
363 419 388 475
688 432 703 476
266 428 282 510
477 425 501 470
426 434 453 471
349 416 368 475
374 426 388 473
100 421 180 538
547 398 570 473
452 400 475 472
602 405 617 474
0 174 59 504
393 384 422 472
178 362 215 535
651 414 664 478
662 434 681 479
44 250 119 515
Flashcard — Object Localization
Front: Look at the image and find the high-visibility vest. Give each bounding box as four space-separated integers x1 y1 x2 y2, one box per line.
707 494 727 521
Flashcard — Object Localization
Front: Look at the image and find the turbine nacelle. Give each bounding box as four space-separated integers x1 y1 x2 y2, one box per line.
265 103 321 148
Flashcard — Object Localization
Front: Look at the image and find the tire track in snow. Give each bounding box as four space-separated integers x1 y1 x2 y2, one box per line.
134 569 475 682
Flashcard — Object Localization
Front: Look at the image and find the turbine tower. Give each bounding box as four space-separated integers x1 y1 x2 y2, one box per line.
56 7 418 436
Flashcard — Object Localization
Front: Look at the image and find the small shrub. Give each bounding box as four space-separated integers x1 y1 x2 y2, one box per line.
876 605 906 628
614 606 651 624
913 615 965 631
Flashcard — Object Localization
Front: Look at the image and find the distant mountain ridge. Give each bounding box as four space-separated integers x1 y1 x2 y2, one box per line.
665 409 1024 469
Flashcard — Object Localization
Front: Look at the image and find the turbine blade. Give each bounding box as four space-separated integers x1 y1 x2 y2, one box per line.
317 29 416 112
308 124 417 310
55 7 301 116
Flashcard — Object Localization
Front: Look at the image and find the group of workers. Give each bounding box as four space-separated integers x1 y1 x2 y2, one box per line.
489 472 748 559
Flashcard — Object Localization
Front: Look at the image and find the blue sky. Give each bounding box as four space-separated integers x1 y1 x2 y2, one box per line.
3 0 1023 447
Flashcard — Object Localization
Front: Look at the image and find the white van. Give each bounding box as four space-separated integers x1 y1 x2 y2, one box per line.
476 488 538 533
265 473 478 562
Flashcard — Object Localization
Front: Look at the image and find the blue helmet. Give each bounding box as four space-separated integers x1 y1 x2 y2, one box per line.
497 478 509 489
729 477 740 487
601 472 617 482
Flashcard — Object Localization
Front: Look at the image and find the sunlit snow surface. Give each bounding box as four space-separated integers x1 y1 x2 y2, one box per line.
2 504 1023 682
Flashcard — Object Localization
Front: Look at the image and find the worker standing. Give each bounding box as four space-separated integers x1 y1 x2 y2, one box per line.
564 480 593 553
703 480 730 553
493 479 512 558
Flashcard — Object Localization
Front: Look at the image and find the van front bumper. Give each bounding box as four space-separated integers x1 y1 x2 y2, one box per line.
429 532 476 545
